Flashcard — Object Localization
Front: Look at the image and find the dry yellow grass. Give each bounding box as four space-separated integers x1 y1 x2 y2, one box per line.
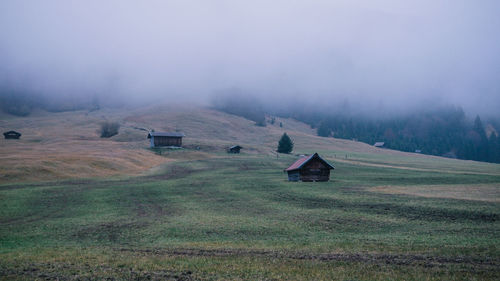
1 104 499 184
0 109 168 184
370 184 500 202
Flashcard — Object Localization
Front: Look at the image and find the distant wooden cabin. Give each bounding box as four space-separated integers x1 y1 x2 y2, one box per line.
227 145 242 153
3 131 21 139
147 132 184 148
374 142 385 148
284 153 334 182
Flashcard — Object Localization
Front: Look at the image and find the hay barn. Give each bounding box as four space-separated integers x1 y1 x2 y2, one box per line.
147 132 184 148
227 145 242 153
3 131 21 139
284 153 334 182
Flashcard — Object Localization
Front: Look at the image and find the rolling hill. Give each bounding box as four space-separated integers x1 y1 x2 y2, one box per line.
2 104 498 184
1 104 499 280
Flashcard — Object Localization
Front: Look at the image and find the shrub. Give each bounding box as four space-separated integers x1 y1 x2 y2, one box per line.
99 122 120 138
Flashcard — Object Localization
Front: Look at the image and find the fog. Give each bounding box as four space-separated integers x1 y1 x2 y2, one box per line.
1 0 499 115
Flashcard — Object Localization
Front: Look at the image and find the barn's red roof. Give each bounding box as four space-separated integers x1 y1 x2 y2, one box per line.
285 155 314 171
285 153 334 172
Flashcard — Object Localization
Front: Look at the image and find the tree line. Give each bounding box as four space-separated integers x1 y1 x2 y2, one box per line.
211 94 500 163
313 107 500 163
0 91 101 116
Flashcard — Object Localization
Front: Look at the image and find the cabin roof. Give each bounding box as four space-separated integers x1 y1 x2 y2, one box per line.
374 142 385 147
285 153 334 172
3 130 21 136
148 132 185 138
229 145 242 149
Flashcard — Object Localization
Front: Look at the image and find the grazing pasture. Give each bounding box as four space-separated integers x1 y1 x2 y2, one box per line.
1 154 499 280
1 106 499 280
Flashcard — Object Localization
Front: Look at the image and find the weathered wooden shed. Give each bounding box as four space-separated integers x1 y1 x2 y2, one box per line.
227 145 242 153
3 131 21 139
147 132 184 148
284 153 334 182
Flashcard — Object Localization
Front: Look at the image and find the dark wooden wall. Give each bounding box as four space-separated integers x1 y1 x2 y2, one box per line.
153 136 182 147
4 134 20 139
287 171 300 181
298 158 331 182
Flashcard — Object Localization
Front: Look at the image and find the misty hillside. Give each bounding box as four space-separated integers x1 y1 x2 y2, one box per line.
212 96 500 164
2 2 500 280
2 90 500 165
2 0 500 166
2 103 499 280
2 104 499 184
0 104 321 183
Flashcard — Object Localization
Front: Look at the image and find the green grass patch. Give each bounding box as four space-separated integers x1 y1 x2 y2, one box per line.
1 154 499 279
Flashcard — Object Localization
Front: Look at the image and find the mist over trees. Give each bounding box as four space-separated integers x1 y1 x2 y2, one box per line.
0 87 126 116
0 90 94 116
1 86 498 163
2 1 500 118
208 93 500 163
309 107 500 163
211 88 266 126
0 92 35 116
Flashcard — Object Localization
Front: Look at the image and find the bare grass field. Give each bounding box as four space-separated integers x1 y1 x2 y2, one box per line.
1 106 499 280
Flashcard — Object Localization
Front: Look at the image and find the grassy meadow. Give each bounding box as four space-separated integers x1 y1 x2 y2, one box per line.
1 106 499 280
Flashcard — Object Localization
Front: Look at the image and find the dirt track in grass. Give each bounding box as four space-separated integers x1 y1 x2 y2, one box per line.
2 249 497 281
334 158 500 176
117 248 499 268
371 184 500 202
0 263 194 281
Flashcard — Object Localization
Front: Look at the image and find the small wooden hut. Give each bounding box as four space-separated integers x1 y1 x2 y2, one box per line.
227 145 242 153
147 132 184 148
284 153 334 182
3 131 21 139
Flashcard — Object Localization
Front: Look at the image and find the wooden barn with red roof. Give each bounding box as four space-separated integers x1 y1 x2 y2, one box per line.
284 153 334 182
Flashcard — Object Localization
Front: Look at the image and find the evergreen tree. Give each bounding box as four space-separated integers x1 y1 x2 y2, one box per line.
277 133 294 153
317 120 331 137
473 115 489 160
473 115 487 138
489 132 499 163
497 133 500 163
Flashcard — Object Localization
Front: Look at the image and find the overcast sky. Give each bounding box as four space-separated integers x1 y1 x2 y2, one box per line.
1 0 499 115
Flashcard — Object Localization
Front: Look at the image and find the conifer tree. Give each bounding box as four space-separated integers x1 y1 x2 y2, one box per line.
277 132 294 153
